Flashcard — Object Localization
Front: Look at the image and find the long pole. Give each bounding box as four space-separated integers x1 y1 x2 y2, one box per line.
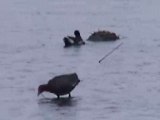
99 42 123 63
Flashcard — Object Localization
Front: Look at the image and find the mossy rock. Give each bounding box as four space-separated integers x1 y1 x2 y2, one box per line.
87 30 119 41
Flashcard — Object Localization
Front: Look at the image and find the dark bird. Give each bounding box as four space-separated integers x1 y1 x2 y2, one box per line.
63 30 85 47
38 73 80 99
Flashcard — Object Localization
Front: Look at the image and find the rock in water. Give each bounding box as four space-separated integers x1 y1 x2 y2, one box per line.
87 30 119 41
38 73 80 99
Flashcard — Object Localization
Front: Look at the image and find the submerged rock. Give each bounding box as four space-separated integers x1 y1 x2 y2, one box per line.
87 30 119 41
38 73 80 99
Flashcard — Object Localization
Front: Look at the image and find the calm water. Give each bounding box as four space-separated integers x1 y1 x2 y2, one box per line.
1 0 160 120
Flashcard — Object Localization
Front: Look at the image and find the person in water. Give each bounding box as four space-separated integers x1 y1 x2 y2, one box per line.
63 30 85 47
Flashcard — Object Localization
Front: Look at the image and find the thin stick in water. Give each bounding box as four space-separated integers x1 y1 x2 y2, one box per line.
99 42 123 63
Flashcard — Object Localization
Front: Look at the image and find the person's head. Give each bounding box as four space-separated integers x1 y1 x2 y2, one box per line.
38 84 47 96
74 30 80 37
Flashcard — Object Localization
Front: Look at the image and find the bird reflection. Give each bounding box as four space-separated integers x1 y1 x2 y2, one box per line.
38 96 80 120
38 97 78 107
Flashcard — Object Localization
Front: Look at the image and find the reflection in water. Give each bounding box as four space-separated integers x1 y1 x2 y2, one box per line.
38 97 78 107
38 97 79 120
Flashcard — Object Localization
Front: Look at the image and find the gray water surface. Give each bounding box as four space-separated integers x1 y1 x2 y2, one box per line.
1 0 160 120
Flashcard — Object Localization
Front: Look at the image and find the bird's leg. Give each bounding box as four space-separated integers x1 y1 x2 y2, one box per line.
68 93 71 98
57 95 60 99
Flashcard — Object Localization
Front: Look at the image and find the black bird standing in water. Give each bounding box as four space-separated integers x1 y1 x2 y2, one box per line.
38 73 80 99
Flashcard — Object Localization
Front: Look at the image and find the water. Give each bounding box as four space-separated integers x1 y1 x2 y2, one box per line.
1 0 160 120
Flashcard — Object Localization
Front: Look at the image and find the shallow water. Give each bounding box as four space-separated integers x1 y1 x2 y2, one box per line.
1 0 160 120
